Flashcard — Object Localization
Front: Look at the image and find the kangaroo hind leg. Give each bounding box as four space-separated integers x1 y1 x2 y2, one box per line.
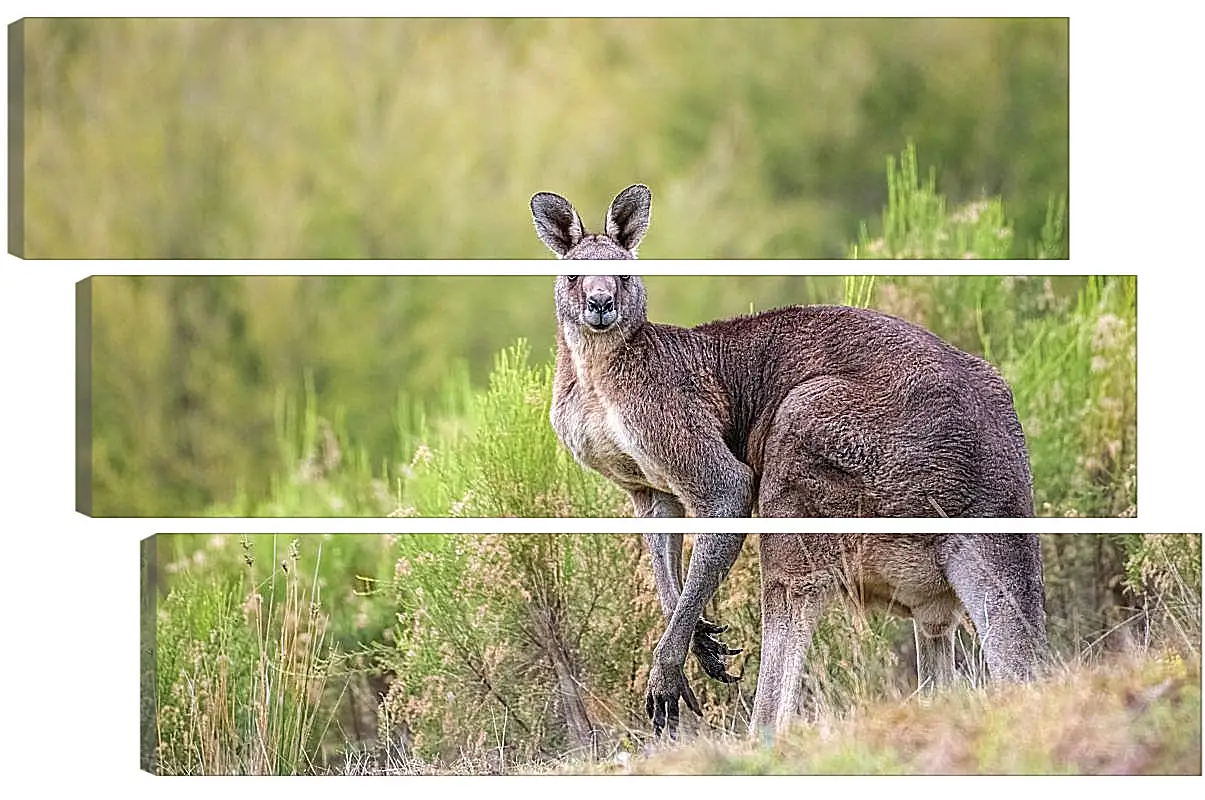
939 534 1048 683
911 599 961 693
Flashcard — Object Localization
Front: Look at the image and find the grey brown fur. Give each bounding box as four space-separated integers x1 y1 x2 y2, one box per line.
752 533 1046 734
531 185 1042 738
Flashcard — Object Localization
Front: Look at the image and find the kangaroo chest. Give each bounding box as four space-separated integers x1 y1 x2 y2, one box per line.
551 380 673 494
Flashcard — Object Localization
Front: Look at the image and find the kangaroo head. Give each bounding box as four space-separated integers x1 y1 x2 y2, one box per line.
536 185 651 341
554 274 648 339
531 184 651 259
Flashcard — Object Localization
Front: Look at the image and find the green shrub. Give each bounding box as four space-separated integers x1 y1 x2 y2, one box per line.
399 341 626 518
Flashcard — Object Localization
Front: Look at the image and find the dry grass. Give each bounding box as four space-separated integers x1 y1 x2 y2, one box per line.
307 653 1203 775
571 654 1201 776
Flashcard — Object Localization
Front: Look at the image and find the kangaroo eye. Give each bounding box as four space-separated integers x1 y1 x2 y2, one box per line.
618 275 631 283
565 276 578 284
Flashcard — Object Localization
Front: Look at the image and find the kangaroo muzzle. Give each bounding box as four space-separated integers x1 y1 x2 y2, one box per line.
584 291 618 330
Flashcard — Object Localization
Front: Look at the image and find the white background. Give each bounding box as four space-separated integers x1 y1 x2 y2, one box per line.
1 3 1201 796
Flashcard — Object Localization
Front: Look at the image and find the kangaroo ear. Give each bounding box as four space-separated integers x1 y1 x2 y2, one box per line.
605 184 651 253
531 192 585 257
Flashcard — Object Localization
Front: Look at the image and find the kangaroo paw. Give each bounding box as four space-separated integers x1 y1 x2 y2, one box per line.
645 661 701 740
691 618 742 683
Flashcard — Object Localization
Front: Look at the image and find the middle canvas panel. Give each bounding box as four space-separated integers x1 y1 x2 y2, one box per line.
81 273 1136 520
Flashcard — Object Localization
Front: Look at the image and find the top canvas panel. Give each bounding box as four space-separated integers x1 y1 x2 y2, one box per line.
12 18 1068 259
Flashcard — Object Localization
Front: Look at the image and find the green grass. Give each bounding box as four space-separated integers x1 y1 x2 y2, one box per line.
1002 276 1137 516
850 143 1011 260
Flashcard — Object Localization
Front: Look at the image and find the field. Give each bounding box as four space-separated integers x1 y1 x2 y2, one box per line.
142 533 1201 775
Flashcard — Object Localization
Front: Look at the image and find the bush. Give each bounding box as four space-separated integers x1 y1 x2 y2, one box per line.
375 533 659 768
399 341 626 518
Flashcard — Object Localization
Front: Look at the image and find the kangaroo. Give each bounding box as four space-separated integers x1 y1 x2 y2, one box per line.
530 184 1037 738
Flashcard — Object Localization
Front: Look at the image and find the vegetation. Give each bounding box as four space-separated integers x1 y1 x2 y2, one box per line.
143 533 1201 775
147 536 342 775
24 19 1066 259
605 655 1199 775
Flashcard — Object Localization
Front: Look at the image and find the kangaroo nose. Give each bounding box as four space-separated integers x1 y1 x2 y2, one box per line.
586 293 614 315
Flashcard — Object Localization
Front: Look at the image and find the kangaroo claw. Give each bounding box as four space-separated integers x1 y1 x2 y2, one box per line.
692 617 742 683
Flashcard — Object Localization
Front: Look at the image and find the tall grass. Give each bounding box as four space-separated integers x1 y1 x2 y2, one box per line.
1002 276 1137 516
850 142 1010 259
1124 533 1203 654
149 536 343 774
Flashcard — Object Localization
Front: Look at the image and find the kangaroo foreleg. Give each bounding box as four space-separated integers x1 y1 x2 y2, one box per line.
641 530 685 619
633 491 687 619
645 532 746 738
640 527 743 685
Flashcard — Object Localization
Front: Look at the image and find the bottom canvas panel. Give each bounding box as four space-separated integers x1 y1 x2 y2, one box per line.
140 533 1201 776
